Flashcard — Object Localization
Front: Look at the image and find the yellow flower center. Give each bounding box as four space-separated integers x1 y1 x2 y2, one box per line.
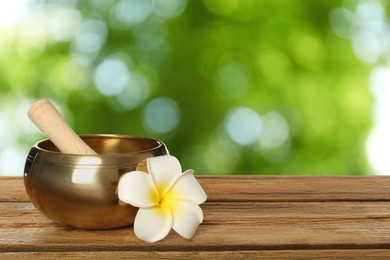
157 190 177 211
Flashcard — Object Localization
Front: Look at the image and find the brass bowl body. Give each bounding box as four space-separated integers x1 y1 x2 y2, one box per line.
24 134 168 229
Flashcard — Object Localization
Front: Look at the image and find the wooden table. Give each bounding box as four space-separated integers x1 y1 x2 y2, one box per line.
2 176 390 259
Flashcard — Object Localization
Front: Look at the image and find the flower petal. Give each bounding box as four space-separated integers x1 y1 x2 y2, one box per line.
118 171 158 208
169 170 207 204
147 155 182 195
134 206 173 242
171 200 204 239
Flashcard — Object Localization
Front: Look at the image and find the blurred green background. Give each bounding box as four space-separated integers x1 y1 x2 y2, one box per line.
1 0 389 176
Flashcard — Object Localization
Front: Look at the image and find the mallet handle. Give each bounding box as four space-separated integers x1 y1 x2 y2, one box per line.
28 99 97 155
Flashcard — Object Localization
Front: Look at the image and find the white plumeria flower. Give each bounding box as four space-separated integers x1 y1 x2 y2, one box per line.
118 155 207 242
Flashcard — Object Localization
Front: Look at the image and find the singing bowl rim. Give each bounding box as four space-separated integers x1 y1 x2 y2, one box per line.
31 134 167 158
33 134 165 153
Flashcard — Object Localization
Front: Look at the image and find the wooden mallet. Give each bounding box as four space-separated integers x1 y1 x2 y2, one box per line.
28 99 97 155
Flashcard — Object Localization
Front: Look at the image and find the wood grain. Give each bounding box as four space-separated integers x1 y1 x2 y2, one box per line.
0 177 29 202
198 176 390 202
4 176 390 202
2 176 390 258
1 250 390 260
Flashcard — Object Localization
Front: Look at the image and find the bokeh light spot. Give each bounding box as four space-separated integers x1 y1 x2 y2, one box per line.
225 107 262 146
332 1 388 65
93 57 129 96
355 2 385 33
50 8 81 42
329 8 355 39
143 97 180 134
116 73 150 110
259 112 289 148
73 19 107 55
352 31 381 64
114 0 152 26
153 0 187 19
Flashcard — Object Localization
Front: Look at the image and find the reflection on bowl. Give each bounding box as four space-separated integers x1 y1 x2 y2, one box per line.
24 134 168 229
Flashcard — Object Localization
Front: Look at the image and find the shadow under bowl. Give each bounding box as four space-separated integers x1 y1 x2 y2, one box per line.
24 134 168 229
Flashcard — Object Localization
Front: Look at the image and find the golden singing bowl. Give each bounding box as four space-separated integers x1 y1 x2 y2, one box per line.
24 134 168 229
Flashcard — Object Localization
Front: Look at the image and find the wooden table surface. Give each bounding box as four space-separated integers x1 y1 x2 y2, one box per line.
2 176 390 259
